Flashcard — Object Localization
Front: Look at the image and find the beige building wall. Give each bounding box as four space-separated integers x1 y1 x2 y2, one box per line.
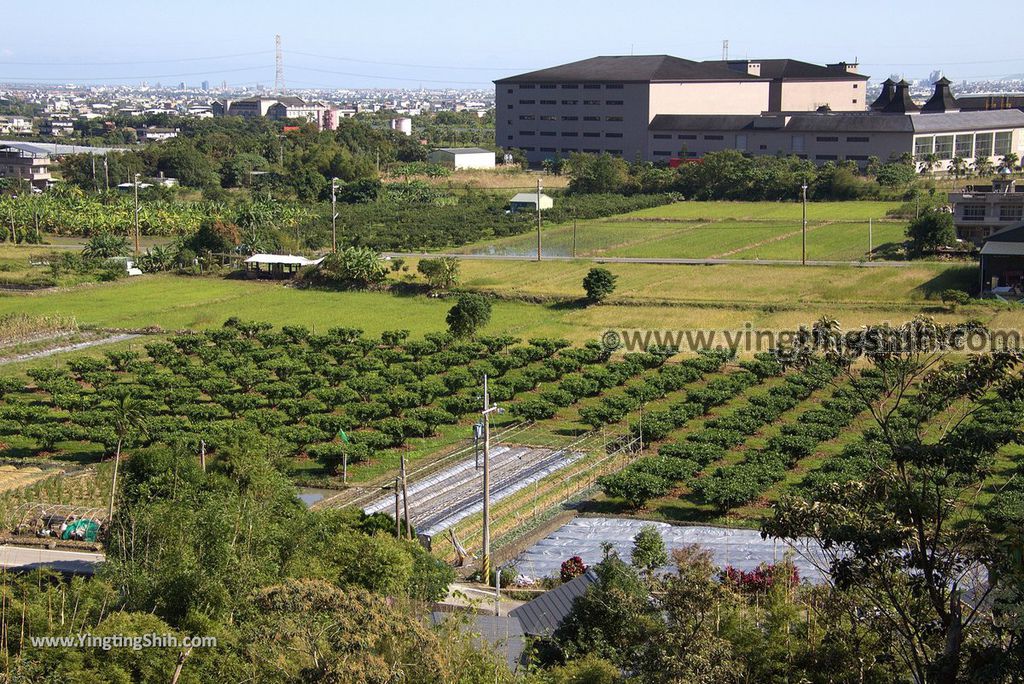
775 80 866 112
648 81 770 116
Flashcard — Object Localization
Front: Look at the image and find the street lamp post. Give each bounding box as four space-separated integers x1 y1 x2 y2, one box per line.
480 374 503 587
800 181 808 266
536 177 543 262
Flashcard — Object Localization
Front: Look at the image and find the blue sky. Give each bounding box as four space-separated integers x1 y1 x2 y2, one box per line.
2 0 1022 88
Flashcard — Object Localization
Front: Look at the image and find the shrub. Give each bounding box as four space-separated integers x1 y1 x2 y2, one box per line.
446 294 492 338
598 470 671 509
582 267 617 303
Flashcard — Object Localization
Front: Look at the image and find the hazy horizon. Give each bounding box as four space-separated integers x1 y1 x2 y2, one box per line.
2 0 1022 89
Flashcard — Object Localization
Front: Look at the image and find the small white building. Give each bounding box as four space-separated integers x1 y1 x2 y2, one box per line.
389 117 413 136
427 147 495 170
510 192 554 212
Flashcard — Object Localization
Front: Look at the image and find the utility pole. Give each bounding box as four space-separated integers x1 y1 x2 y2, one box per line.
535 177 543 262
572 210 577 258
103 155 109 192
331 177 339 253
133 173 141 256
91 155 97 193
200 439 206 472
394 477 401 538
801 181 808 266
400 449 411 539
868 218 873 260
480 374 502 587
639 403 644 455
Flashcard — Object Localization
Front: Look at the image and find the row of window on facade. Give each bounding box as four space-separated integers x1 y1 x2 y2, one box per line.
519 147 625 154
516 115 624 122
961 204 1024 222
514 100 625 106
913 131 1013 160
507 84 625 92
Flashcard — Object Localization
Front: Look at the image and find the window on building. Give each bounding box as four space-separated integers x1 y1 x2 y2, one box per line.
962 205 986 221
539 84 556 89
519 100 535 105
507 135 513 140
606 116 623 122
522 146 535 151
561 84 579 89
815 154 838 160
561 147 577 152
540 99 556 105
583 148 600 153
519 115 535 120
507 105 513 109
735 134 747 151
540 131 556 136
975 132 994 158
995 131 1013 156
583 84 601 89
583 100 601 105
955 134 974 158
606 100 624 105
852 99 857 104
705 134 724 141
934 135 954 160
846 155 869 161
605 132 623 138
583 132 600 137
519 84 535 89
1000 205 1024 222
519 131 535 136
792 135 805 153
653 134 672 139
540 147 556 152
561 132 578 137
847 136 869 143
653 151 672 156
914 136 934 158
760 144 768 150
583 116 600 121
539 115 557 121
507 89 513 94
816 136 839 142
678 134 697 140
561 100 578 105
562 116 578 121
605 84 624 89
607 149 623 154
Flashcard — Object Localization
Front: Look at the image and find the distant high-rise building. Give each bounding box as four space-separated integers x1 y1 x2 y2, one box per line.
178 82 186 90
202 81 210 91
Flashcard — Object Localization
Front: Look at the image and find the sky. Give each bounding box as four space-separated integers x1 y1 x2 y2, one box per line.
1 0 1022 89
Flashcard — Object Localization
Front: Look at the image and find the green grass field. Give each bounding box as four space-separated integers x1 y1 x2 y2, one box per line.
457 200 908 261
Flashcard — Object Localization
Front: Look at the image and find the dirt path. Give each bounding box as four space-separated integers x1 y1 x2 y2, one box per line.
0 334 141 366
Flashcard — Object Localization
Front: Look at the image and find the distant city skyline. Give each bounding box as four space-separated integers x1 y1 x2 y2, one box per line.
2 0 1023 89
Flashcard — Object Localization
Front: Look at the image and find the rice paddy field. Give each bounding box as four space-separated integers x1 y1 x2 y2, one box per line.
456 199 908 261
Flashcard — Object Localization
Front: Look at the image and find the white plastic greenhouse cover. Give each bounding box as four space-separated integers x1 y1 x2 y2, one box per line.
513 517 829 582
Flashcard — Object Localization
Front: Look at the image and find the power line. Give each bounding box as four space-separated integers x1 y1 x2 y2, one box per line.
289 65 491 85
0 50 273 67
288 50 531 72
0 65 275 82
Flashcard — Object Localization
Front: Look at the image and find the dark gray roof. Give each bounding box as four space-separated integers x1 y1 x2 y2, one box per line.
911 109 1024 133
882 80 920 113
870 78 896 111
431 612 526 671
786 113 915 132
921 78 960 113
433 146 493 154
703 59 867 81
509 569 598 637
495 55 761 84
984 221 1024 244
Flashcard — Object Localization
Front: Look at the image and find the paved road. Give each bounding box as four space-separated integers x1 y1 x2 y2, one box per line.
0 545 105 575
383 252 911 268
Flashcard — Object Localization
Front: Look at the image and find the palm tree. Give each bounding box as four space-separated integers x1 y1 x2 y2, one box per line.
920 153 939 174
1000 153 1020 174
950 156 967 180
972 156 994 178
107 393 147 520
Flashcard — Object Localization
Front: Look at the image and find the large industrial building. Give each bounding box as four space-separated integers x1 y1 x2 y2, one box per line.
212 96 339 131
495 55 1024 169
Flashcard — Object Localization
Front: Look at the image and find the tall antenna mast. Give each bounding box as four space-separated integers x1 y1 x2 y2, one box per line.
274 34 285 94
722 39 729 61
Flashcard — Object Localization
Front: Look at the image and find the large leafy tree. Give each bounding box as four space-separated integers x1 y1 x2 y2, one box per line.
765 319 1024 684
446 293 492 338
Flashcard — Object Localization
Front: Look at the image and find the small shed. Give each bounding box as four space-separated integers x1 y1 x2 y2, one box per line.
980 222 1024 293
243 253 322 279
427 147 495 170
509 192 553 213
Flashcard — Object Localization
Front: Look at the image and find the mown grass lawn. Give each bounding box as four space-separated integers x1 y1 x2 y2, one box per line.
622 199 903 221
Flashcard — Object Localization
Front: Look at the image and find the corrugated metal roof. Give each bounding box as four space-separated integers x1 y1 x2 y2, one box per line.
911 109 1024 133
509 568 598 637
434 147 493 155
244 253 317 265
981 241 1024 255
